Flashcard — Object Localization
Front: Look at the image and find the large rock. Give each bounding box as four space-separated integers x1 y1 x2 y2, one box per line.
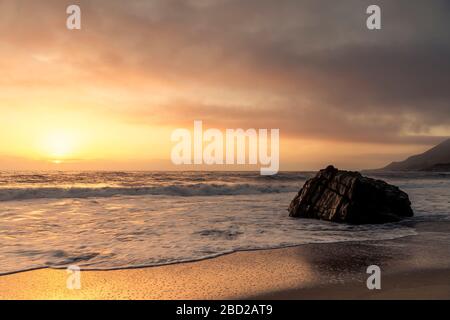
288 165 414 224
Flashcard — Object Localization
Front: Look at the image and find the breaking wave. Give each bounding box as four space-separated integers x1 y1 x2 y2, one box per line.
0 183 300 202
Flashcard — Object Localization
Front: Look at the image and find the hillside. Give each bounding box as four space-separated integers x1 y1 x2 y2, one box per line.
382 138 450 171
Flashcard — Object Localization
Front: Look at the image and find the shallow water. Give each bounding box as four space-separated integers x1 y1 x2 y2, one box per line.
0 171 448 275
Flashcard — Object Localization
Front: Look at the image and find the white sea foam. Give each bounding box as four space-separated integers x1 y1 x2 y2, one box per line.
0 184 299 201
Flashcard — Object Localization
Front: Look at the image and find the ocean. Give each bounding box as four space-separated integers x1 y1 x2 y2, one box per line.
0 171 449 275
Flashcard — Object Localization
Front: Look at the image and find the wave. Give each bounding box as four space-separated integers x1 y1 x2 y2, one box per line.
0 183 299 201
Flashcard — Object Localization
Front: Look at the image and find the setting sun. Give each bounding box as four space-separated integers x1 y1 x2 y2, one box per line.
41 130 78 159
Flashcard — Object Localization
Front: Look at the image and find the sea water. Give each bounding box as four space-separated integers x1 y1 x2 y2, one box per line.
0 171 449 275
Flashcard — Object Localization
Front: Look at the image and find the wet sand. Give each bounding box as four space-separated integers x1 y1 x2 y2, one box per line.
0 221 449 300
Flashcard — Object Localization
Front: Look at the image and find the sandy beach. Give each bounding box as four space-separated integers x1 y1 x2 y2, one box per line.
0 221 449 300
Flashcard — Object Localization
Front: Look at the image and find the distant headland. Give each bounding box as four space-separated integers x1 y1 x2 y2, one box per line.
378 138 450 172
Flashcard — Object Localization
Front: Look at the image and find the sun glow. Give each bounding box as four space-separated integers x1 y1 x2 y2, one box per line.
42 130 78 159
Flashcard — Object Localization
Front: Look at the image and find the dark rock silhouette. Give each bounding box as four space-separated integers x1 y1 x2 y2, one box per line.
289 165 414 224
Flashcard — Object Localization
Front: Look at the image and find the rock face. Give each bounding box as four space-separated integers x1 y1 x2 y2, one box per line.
288 165 414 224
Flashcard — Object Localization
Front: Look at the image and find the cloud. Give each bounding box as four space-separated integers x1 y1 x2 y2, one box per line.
1 0 449 148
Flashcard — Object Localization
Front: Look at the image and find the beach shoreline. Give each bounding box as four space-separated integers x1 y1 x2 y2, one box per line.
1 221 449 300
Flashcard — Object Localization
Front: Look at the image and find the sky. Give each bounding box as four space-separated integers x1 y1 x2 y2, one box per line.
0 0 449 171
